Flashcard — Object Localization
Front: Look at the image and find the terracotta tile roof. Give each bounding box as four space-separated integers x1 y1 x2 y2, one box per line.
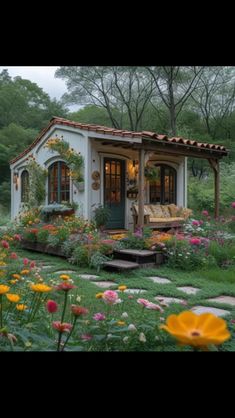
10 116 228 165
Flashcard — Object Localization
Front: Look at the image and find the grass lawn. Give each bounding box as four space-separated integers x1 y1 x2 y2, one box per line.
15 248 235 351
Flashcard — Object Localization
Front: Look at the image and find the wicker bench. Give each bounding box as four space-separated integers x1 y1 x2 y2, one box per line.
131 204 192 229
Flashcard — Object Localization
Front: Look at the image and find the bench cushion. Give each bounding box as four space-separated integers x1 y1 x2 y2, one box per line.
149 205 164 217
149 217 185 223
161 205 171 218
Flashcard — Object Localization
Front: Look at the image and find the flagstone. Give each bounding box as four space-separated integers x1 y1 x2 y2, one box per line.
53 270 77 274
79 274 100 280
191 306 230 317
154 296 185 305
206 295 235 306
177 286 200 295
147 277 171 284
91 281 116 288
123 289 147 294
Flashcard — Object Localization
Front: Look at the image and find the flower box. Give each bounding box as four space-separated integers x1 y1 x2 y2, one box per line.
20 240 66 257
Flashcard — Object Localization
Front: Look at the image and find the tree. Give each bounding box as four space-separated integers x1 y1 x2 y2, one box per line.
146 66 205 136
55 66 155 131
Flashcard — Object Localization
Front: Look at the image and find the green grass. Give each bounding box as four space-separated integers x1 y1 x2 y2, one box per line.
15 248 235 351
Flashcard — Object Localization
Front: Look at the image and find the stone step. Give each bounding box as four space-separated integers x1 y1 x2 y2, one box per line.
114 249 156 256
103 259 139 270
113 249 157 265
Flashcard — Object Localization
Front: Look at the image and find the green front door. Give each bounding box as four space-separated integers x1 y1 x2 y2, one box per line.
104 158 125 229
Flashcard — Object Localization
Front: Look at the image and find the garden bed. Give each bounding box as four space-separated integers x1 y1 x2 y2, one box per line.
20 240 66 257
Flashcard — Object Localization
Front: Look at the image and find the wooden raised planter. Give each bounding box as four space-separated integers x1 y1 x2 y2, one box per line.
21 240 66 257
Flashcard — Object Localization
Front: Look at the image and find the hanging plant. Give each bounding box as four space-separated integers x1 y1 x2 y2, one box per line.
144 166 160 182
45 137 84 183
26 156 48 208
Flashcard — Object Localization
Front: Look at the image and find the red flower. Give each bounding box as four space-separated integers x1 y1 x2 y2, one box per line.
52 321 72 333
23 258 29 266
231 202 235 209
189 237 201 245
13 234 21 241
10 252 18 260
30 261 36 269
46 300 58 313
55 282 76 292
81 333 93 341
1 240 9 249
71 305 89 316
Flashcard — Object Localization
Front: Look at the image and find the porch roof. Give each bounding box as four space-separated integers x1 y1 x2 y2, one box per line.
10 116 228 165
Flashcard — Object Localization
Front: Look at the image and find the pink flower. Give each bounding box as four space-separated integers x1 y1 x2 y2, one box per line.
199 220 204 225
189 237 201 245
13 234 21 241
1 240 9 249
137 298 150 307
23 258 29 266
52 321 72 333
102 290 119 305
81 333 93 341
231 202 235 209
231 319 235 324
145 302 164 312
71 305 89 316
192 220 200 226
10 252 18 260
202 210 209 216
46 300 58 313
30 261 36 269
128 295 134 299
55 282 76 292
93 312 106 321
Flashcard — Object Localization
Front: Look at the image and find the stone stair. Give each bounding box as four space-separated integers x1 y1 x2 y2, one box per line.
103 249 157 271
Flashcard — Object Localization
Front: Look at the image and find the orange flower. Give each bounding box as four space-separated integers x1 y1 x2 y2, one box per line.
118 285 127 292
96 292 104 299
12 274 21 280
16 304 27 311
0 285 10 294
31 283 52 293
161 311 230 348
21 270 30 275
6 293 20 303
60 274 70 281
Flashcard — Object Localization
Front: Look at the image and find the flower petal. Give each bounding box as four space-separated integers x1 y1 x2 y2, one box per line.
177 311 198 329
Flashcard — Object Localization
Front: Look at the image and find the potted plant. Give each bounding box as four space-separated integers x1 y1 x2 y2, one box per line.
144 166 160 183
93 205 111 231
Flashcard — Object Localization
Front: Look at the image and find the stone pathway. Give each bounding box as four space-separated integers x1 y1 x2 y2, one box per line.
91 281 116 288
147 277 171 284
206 296 235 306
154 296 186 305
53 270 77 274
177 286 200 295
123 289 147 294
191 306 230 317
79 274 100 280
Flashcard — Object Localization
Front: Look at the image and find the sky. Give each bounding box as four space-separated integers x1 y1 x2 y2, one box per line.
0 66 81 111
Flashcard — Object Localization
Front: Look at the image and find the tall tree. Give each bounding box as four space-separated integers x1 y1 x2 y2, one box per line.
146 66 205 136
55 66 155 130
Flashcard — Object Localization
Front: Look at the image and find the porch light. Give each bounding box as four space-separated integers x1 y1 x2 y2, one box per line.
13 172 19 190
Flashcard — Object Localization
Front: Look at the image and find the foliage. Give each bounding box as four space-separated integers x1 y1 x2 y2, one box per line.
93 205 111 228
89 252 110 273
26 157 48 208
144 165 160 182
45 137 84 182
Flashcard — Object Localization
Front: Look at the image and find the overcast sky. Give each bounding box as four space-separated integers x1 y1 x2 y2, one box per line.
0 66 68 99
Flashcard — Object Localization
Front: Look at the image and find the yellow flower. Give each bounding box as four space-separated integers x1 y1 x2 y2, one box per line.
30 283 52 293
6 293 20 303
28 221 33 225
21 270 30 275
117 321 126 326
12 274 21 280
10 280 17 285
0 261 6 266
60 274 70 280
16 304 27 311
0 285 10 294
160 311 230 348
118 285 127 292
96 292 104 299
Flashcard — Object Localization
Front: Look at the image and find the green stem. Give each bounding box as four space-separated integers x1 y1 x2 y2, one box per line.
0 295 2 328
31 294 42 322
61 316 77 352
57 291 69 352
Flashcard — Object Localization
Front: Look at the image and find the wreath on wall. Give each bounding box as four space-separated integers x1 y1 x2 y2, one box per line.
45 137 84 183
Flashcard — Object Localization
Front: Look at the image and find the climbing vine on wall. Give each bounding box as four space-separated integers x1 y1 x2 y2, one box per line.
45 136 84 182
26 156 48 208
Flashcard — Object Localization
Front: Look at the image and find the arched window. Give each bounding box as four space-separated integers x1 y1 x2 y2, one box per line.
149 164 177 205
21 170 29 202
48 161 70 204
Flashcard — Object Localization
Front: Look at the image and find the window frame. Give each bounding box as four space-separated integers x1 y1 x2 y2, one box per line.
21 170 29 203
149 164 177 205
48 161 70 204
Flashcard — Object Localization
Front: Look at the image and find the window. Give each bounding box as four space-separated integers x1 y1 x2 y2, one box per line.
48 161 70 204
149 164 176 204
21 170 29 202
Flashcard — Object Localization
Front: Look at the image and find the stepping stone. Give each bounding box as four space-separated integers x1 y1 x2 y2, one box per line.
79 274 100 280
53 270 77 275
177 286 200 295
191 306 230 317
148 277 171 284
206 296 235 307
123 289 147 294
103 260 139 270
154 296 185 305
41 265 55 270
91 281 116 288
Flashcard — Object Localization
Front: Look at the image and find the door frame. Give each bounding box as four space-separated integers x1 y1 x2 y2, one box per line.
102 156 126 229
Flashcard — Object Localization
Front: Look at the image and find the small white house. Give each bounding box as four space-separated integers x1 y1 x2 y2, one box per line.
10 117 227 229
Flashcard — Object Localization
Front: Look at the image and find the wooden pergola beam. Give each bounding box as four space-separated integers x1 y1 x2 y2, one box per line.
137 148 145 229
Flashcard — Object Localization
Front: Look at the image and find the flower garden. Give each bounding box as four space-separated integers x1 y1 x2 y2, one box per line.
0 203 235 351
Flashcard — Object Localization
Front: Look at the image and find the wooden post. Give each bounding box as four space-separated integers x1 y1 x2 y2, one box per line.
209 159 220 219
138 148 145 228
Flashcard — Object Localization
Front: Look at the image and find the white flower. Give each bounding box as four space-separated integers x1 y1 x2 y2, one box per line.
128 324 137 332
107 334 113 340
155 336 160 341
123 336 129 344
76 296 81 303
121 312 128 318
139 332 146 343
